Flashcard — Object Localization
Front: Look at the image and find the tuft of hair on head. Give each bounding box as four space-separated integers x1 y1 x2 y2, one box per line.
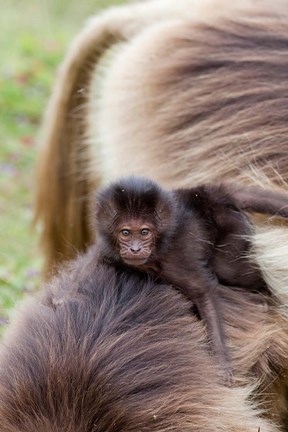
95 176 177 235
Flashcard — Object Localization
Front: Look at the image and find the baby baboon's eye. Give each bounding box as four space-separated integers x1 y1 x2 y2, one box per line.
141 228 150 236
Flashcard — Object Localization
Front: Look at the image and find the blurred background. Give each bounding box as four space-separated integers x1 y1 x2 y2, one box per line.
0 0 124 330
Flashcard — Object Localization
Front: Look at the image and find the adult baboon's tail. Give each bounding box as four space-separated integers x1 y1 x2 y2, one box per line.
34 0 192 276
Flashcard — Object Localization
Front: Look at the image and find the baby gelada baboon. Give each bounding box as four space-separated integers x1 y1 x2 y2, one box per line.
95 176 288 382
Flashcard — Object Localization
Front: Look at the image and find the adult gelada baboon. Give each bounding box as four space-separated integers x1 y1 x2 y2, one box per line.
29 0 288 428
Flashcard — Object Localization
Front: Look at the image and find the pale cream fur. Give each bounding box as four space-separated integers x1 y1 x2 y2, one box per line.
36 0 288 275
94 1 288 186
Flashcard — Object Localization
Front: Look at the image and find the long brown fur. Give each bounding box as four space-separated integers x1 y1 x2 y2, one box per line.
32 0 288 428
0 248 280 432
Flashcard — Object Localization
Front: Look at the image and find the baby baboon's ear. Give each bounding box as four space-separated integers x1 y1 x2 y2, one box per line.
93 188 120 237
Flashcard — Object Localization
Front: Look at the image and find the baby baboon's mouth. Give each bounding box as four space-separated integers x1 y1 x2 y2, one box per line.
123 257 149 266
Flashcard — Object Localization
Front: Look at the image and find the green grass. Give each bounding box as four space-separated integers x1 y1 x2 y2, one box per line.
0 0 124 332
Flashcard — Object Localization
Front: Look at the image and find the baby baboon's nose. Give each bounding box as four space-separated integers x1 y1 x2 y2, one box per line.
130 247 141 254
